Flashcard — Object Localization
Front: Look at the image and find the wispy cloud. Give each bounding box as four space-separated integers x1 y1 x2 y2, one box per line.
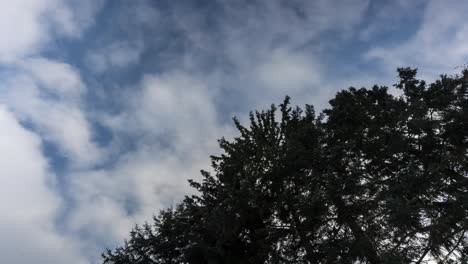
365 0 468 79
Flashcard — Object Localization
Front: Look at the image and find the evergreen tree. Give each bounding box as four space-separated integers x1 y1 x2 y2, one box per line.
103 68 468 263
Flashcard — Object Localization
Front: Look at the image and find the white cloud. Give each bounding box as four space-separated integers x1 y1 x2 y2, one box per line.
0 59 102 168
165 0 371 111
365 0 468 79
18 57 86 98
257 49 321 94
66 151 207 244
0 106 86 264
49 0 105 37
137 73 220 143
0 0 105 262
62 71 236 260
86 41 144 73
0 0 105 168
0 0 52 62
359 0 425 41
0 0 103 62
68 169 135 244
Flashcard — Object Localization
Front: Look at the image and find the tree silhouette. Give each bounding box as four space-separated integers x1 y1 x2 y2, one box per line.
103 68 468 263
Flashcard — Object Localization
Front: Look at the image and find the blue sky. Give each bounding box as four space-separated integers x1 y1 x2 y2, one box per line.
1 0 467 263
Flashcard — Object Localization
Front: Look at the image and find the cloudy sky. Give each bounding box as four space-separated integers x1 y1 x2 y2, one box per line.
1 0 467 263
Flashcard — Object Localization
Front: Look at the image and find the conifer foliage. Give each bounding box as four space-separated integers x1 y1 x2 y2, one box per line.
103 69 468 263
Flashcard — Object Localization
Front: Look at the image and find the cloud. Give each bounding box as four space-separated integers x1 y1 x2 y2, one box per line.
0 0 53 62
365 0 468 79
135 73 221 145
86 41 144 73
0 106 86 264
256 49 321 95
0 58 102 168
64 149 217 261
61 71 234 261
18 57 86 98
0 0 105 261
58 1 373 261
49 0 105 37
359 0 425 41
139 0 370 111
8 0 468 263
0 0 103 62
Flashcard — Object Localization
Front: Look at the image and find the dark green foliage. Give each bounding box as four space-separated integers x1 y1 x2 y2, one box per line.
102 69 468 263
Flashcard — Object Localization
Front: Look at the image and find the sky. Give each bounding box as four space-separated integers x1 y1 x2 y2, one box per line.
0 0 467 263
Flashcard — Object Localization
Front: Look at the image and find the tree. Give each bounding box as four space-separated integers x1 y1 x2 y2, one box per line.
102 68 468 264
